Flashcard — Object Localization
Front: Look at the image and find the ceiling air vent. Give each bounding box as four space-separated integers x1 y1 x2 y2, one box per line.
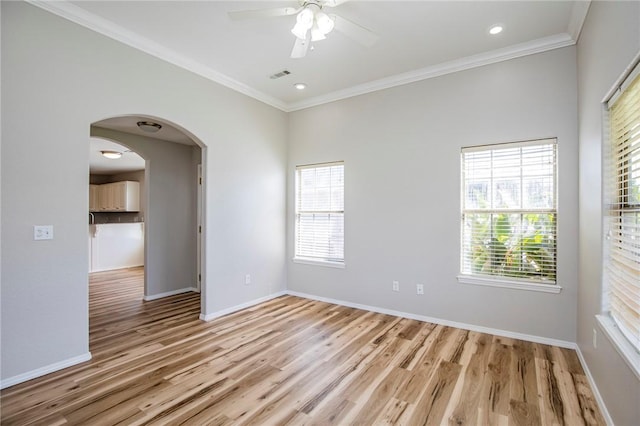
269 70 291 79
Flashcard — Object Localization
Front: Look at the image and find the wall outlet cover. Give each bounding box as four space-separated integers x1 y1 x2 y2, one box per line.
34 225 53 240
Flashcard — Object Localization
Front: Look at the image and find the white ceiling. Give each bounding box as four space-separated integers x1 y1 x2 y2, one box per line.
32 1 589 112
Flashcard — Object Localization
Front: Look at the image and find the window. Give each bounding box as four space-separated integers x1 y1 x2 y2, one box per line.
294 162 344 266
459 139 558 290
603 63 640 354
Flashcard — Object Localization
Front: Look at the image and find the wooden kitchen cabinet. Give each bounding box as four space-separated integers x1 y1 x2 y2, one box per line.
89 184 100 212
91 181 140 212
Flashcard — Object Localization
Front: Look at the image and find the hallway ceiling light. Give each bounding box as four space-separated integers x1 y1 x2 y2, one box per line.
489 24 504 35
101 150 123 159
137 121 162 133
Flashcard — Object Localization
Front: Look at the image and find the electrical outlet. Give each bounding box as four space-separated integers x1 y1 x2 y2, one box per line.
416 284 424 295
34 225 53 240
593 328 597 348
392 281 400 292
245 274 251 285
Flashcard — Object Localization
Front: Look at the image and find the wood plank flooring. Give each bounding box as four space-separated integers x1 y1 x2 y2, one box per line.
1 267 605 425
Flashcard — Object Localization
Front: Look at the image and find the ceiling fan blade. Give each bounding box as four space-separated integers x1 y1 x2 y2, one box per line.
331 14 379 47
290 37 310 59
228 7 298 21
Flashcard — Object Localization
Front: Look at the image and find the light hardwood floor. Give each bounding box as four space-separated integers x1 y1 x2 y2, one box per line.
1 267 605 425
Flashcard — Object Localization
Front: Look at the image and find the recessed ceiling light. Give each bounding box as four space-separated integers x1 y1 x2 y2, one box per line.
136 121 162 133
294 83 307 90
101 150 122 159
489 24 504 35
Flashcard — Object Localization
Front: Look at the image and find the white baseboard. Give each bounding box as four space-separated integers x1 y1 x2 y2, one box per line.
90 264 144 273
144 287 198 301
199 291 287 322
285 290 575 349
574 345 614 426
0 352 92 390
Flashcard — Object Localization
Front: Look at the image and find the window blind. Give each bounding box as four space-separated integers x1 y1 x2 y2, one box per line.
295 162 344 263
461 140 557 283
605 66 640 352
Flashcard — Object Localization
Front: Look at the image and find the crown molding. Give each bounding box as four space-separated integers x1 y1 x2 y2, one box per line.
26 0 289 112
27 0 585 114
287 33 575 111
567 0 591 41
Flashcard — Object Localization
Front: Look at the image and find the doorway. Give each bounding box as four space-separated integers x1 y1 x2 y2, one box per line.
88 138 146 278
88 115 205 317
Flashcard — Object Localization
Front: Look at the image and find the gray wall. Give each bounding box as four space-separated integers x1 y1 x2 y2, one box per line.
1 2 287 382
92 127 199 297
288 46 579 342
576 1 640 425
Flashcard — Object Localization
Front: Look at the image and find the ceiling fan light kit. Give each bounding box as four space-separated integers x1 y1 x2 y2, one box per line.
291 21 310 40
228 0 378 59
315 11 335 34
291 2 334 45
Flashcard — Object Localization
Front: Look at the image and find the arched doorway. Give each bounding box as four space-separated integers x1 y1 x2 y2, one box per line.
88 115 205 315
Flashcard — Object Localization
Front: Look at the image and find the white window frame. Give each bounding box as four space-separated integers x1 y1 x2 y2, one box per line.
457 139 561 294
293 161 345 268
599 54 640 379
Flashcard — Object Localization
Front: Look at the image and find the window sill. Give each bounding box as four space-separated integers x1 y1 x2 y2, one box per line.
457 275 561 293
596 315 640 380
292 258 345 269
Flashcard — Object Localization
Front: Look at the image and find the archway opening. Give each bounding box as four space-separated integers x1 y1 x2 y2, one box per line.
88 115 205 331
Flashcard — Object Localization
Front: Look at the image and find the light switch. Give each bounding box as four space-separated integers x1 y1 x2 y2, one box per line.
34 225 53 240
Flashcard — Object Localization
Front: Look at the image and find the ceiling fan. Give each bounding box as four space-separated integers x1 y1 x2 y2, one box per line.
228 0 379 59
